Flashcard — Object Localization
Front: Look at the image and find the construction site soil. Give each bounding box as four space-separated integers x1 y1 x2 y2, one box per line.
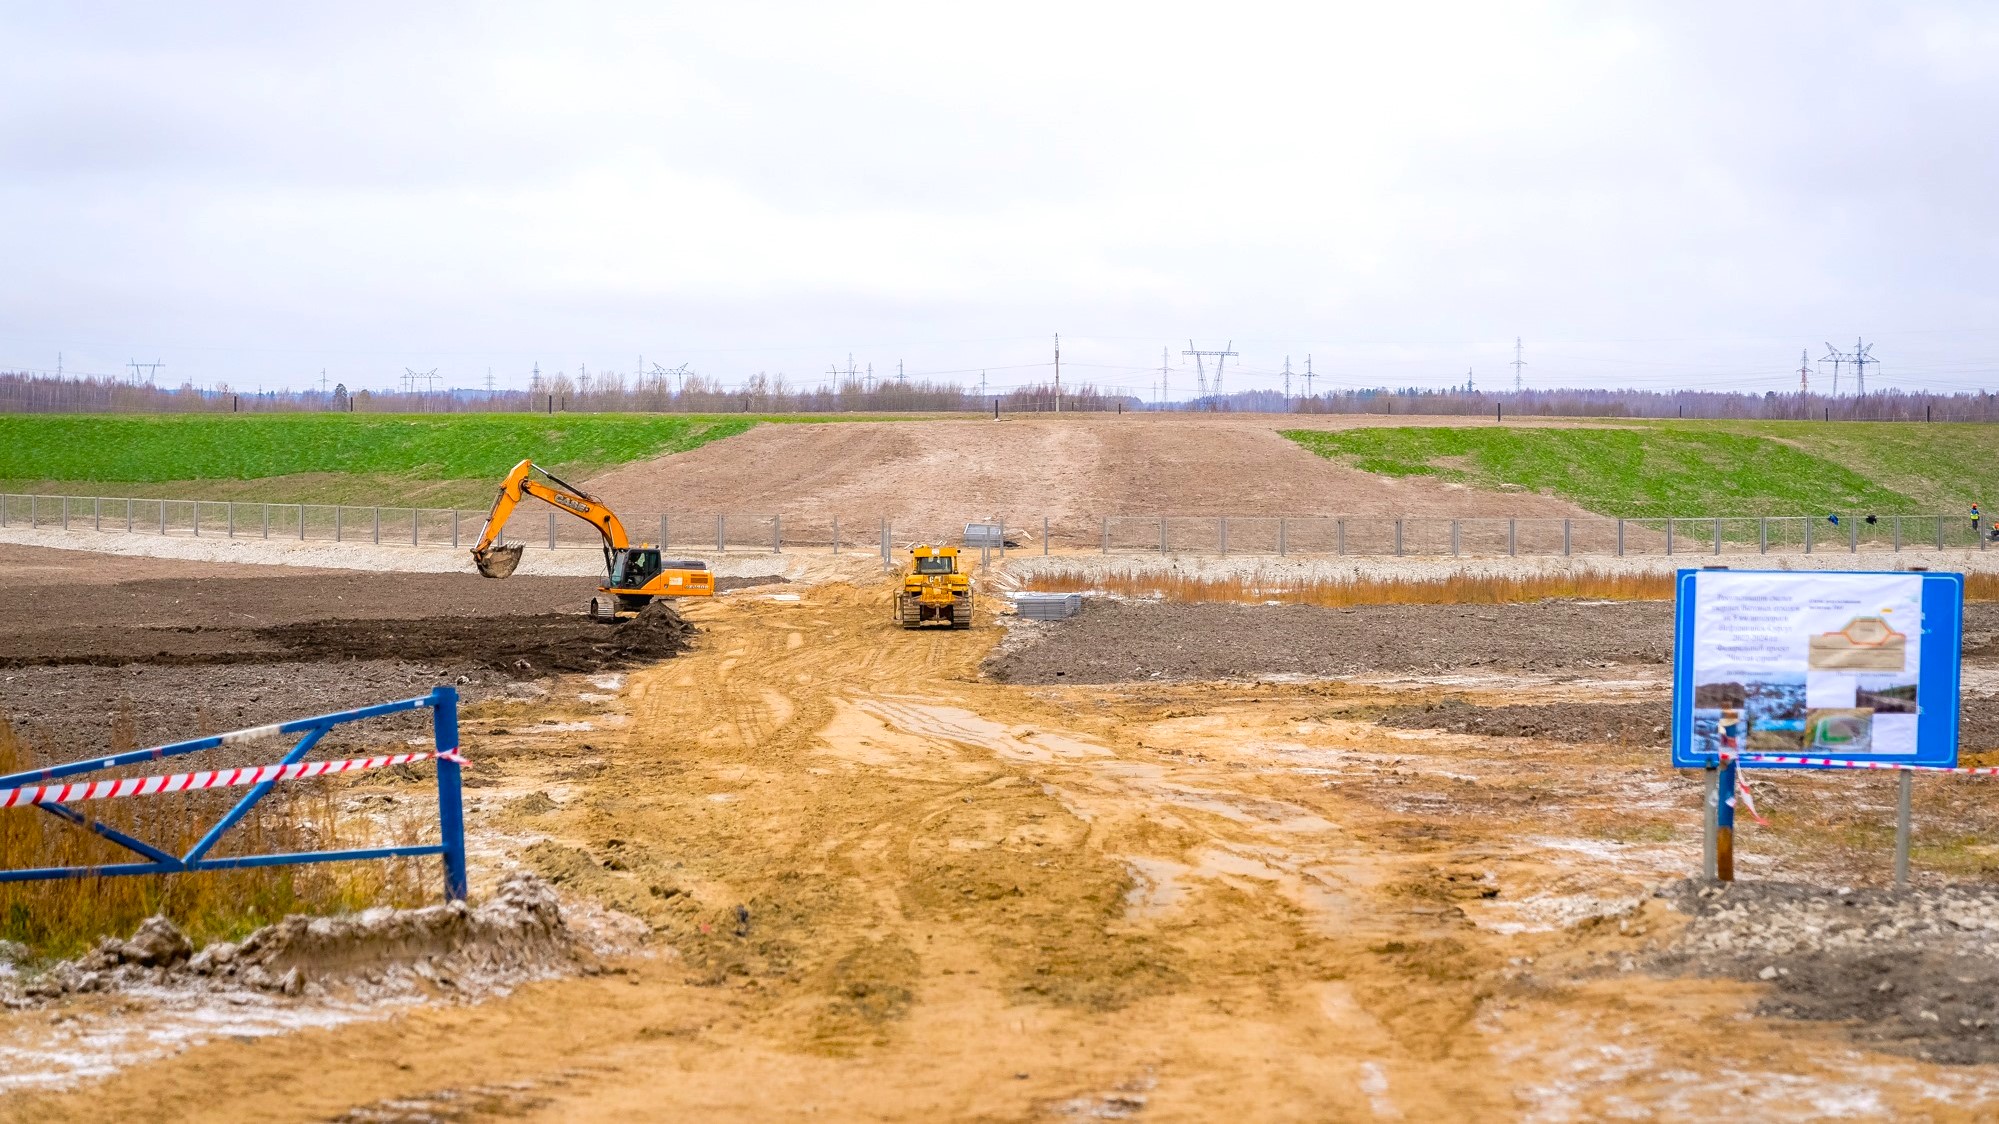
0 545 709 751
584 414 1593 546
17 539 1999 1118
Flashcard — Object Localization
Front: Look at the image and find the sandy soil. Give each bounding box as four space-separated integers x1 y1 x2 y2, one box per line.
584 415 1592 547
13 567 1999 1119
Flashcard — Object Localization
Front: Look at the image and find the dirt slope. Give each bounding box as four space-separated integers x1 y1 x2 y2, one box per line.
584 415 1589 544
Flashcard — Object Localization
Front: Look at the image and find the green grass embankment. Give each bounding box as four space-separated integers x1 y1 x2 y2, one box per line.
1285 421 1999 517
0 413 781 506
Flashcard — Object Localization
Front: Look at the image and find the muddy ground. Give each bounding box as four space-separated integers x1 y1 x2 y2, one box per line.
14 545 1999 1118
0 544 719 752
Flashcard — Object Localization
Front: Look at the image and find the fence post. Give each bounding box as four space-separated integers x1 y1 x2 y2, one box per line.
62 496 69 530
262 503 269 539
228 501 234 537
1616 518 1624 557
1160 516 1167 555
1713 519 1721 556
1850 517 1857 553
882 519 891 565
1894 516 1901 552
831 515 838 554
772 515 781 553
1507 518 1516 557
28 494 36 529
1804 518 1812 554
431 686 468 903
1895 770 1913 890
1760 517 1768 554
717 514 726 552
452 510 459 547
163 499 170 536
193 501 199 537
547 510 555 549
411 509 419 546
298 504 306 541
95 497 101 532
1278 517 1287 556
1102 518 1109 554
1219 517 1228 556
373 506 381 545
1665 517 1673 555
1562 518 1571 557
1 494 7 527
126 499 133 533
1337 518 1346 556
1452 519 1461 556
1043 516 1049 556
661 514 670 550
1395 518 1404 557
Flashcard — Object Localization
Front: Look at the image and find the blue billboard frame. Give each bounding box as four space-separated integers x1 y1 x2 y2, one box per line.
1672 569 1963 770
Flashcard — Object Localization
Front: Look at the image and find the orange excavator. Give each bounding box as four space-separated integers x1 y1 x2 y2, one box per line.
470 459 713 621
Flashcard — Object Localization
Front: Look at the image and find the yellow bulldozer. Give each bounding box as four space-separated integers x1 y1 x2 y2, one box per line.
469 459 713 621
896 544 972 629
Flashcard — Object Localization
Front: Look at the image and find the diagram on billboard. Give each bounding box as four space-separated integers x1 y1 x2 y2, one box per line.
1688 572 1922 758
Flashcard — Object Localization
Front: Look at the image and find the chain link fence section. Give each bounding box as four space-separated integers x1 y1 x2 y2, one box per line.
2 494 1994 560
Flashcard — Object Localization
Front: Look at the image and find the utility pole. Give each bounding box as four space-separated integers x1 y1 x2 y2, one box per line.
1851 338 1877 397
1797 349 1810 395
1053 333 1061 413
1820 343 1847 397
1182 340 1238 404
1512 337 1526 392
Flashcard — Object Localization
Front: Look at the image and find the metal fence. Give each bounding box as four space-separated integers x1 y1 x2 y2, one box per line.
2 494 1992 560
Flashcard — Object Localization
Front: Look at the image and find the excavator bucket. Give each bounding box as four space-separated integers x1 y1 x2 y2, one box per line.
473 543 525 579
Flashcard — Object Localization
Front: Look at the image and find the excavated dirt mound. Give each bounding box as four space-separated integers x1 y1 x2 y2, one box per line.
1655 879 1999 1064
5 874 581 1005
264 601 695 675
985 598 1676 684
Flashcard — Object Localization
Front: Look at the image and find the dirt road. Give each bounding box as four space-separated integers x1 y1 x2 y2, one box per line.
15 577 1999 1120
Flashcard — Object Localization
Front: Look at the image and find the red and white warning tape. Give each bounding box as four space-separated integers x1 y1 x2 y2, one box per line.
1720 752 1999 777
0 749 467 809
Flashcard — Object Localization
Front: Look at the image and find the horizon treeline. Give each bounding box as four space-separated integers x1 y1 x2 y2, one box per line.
2 369 1995 421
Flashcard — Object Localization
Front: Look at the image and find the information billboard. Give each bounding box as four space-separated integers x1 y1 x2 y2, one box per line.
1672 569 1964 770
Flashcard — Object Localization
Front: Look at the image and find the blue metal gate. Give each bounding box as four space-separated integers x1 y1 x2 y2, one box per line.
0 686 468 900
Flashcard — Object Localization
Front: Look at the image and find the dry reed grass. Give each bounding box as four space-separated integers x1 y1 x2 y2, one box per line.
1021 566 1676 607
1027 566 1999 607
0 712 432 961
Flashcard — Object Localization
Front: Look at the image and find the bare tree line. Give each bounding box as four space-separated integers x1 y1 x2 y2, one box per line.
2 369 1997 421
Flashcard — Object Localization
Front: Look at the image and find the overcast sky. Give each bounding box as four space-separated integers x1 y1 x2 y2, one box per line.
3 2 1996 398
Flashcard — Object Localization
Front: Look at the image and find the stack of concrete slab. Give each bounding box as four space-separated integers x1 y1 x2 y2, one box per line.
1011 592 1082 620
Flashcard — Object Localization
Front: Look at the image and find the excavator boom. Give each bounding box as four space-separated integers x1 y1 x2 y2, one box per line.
470 460 630 578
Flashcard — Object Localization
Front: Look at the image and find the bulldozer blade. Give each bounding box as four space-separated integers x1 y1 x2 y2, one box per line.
474 543 525 579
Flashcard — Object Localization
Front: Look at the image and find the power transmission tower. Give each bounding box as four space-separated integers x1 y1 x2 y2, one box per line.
319 370 330 394
1797 349 1810 395
485 368 495 394
1302 355 1316 399
55 352 61 378
1851 338 1877 396
897 360 906 386
1159 346 1171 406
865 363 875 393
1182 340 1237 402
1466 367 1475 394
1820 343 1847 396
1512 338 1526 391
127 359 164 385
980 370 988 399
1283 355 1293 402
